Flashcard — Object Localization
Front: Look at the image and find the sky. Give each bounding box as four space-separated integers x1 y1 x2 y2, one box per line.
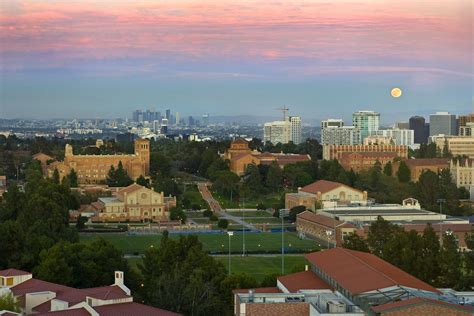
0 0 472 122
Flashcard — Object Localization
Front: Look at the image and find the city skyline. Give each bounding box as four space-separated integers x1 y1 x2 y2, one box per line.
0 0 473 121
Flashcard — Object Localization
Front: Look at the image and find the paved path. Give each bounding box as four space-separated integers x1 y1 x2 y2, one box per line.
197 182 257 231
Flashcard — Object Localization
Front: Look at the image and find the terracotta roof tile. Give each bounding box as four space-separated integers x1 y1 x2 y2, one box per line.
35 307 92 316
278 270 332 292
371 297 474 313
93 302 182 316
297 211 343 229
299 180 362 195
0 268 31 277
304 248 439 295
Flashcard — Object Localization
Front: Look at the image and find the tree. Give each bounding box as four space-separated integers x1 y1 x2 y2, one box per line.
438 233 463 288
288 205 306 222
140 235 227 315
396 161 411 183
383 161 393 176
266 162 283 192
76 216 88 230
367 216 401 259
256 203 266 210
217 219 229 229
342 233 369 252
169 207 187 223
67 169 78 188
442 139 451 158
106 162 133 187
0 292 21 313
418 225 440 284
136 175 149 188
52 168 60 184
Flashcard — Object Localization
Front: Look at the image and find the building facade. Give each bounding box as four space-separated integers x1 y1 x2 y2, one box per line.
321 119 344 129
37 139 150 184
352 111 380 141
459 122 474 136
429 112 457 136
96 184 175 222
451 158 474 199
431 135 474 159
286 180 368 211
392 158 450 182
369 128 414 148
409 116 429 144
290 116 302 144
264 120 291 144
321 126 360 145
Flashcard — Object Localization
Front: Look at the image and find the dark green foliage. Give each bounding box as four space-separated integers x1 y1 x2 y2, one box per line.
0 292 21 312
203 210 213 217
136 175 149 187
106 161 133 187
342 233 369 252
383 161 393 176
169 207 187 223
76 216 88 229
396 161 411 183
217 219 229 229
67 169 78 187
288 205 306 222
139 235 228 315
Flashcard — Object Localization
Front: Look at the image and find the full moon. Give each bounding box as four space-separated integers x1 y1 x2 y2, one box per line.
391 87 402 98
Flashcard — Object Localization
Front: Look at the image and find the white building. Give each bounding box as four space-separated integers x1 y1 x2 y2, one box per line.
321 126 360 145
321 119 344 129
264 120 291 144
290 116 302 144
429 111 457 136
369 128 415 148
352 110 380 141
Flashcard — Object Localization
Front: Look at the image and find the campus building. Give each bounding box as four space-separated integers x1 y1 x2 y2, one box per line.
352 111 380 141
285 180 368 211
0 269 179 316
323 144 408 171
223 139 310 175
451 158 474 200
321 126 360 146
35 139 150 184
95 184 176 222
392 158 450 182
369 128 415 148
233 248 473 315
430 135 474 159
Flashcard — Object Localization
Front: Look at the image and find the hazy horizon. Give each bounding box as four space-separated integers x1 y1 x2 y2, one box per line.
1 0 473 121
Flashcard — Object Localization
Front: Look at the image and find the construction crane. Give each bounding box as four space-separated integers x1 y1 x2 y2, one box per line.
276 107 289 121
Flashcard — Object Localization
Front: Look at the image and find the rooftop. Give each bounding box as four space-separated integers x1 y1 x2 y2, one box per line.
278 270 332 293
299 180 361 195
305 248 439 295
0 269 31 277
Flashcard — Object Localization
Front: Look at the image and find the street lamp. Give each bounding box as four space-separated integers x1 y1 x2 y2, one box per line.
437 198 446 245
227 231 234 275
241 197 246 256
325 230 333 250
279 209 285 275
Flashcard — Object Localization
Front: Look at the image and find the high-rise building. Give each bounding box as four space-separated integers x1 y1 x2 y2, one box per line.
429 112 457 136
369 128 415 148
175 112 180 125
352 111 380 141
409 116 429 144
165 109 171 120
321 119 344 129
459 122 474 136
188 116 195 126
289 116 302 144
202 114 210 126
321 126 360 145
161 118 168 134
132 110 142 122
395 121 409 129
152 120 160 133
264 120 291 144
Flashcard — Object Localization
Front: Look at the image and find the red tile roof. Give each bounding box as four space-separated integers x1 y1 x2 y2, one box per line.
305 248 439 295
278 270 332 292
10 279 73 297
403 158 450 167
94 302 181 316
233 287 281 294
297 211 344 229
371 297 474 313
35 307 91 316
299 180 362 195
117 183 144 197
0 268 31 277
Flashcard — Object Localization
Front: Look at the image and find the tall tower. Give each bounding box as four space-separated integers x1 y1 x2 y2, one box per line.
65 144 74 157
134 139 150 175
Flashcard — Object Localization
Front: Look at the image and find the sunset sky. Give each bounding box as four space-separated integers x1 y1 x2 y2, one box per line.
0 0 472 121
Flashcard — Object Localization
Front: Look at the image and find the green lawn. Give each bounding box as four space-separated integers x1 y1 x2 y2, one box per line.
212 191 283 209
127 255 309 282
80 232 319 255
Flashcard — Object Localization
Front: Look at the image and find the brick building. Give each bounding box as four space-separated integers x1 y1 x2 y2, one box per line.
285 180 368 211
224 139 310 175
323 144 408 171
392 158 450 182
35 139 150 184
233 248 473 316
0 269 179 316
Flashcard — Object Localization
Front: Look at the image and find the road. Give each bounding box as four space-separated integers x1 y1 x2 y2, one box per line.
197 182 257 231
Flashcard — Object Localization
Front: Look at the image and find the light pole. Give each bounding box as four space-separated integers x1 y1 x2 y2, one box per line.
279 209 285 274
330 198 339 248
325 230 333 249
227 231 233 275
437 198 446 245
242 197 246 256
